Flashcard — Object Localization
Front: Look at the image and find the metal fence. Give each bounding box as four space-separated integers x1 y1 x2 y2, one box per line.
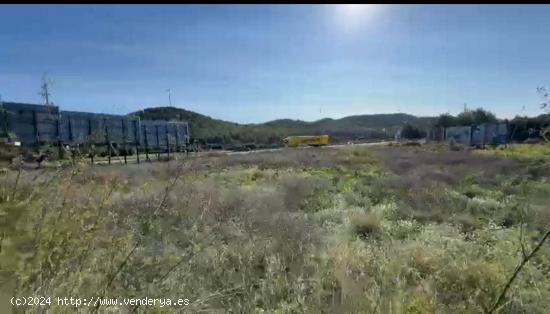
0 102 190 151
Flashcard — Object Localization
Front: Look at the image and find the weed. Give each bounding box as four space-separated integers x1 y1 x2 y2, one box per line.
349 212 382 239
1 145 549 313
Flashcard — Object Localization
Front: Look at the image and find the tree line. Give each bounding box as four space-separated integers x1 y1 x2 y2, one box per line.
431 107 550 142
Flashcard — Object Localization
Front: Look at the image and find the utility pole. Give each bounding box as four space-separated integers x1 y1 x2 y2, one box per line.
167 89 172 106
39 74 52 106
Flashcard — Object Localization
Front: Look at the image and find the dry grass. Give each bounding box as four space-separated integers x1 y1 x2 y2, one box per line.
375 146 525 186
349 212 382 239
1 145 549 313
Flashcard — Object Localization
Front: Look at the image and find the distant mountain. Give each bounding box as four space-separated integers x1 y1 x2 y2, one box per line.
129 106 435 145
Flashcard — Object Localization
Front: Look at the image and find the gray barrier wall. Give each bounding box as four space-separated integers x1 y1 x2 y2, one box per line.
427 122 509 145
471 123 509 146
1 102 190 149
446 126 473 145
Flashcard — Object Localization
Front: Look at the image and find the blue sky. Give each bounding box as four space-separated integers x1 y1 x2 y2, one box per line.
1 4 550 123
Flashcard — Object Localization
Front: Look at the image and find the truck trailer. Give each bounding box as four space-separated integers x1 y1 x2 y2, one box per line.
283 135 329 147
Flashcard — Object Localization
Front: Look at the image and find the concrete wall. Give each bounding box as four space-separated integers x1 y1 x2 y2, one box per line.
1 102 190 149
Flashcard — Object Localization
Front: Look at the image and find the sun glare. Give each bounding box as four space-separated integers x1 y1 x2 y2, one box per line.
335 4 381 32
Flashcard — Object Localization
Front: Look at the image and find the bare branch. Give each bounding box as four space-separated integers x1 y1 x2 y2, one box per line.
487 229 550 313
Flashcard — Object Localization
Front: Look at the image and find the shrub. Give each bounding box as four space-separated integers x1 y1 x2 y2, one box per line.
435 260 506 310
1 144 549 313
349 212 382 239
406 290 437 314
277 175 334 212
410 246 445 278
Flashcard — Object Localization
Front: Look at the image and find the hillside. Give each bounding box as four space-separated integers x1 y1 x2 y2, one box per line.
129 106 435 145
129 107 241 142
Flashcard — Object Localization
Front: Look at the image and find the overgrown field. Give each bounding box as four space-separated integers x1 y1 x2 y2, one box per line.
1 145 549 313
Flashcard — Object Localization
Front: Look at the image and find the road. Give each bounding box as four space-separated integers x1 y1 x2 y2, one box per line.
225 140 393 155
27 141 393 168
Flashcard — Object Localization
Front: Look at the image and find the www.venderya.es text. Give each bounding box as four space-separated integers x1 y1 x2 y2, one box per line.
11 296 190 308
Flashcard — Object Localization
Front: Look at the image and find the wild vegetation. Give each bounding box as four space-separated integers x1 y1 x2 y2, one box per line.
1 144 549 313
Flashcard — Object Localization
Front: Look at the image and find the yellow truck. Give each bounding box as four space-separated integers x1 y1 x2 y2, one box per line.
283 135 329 147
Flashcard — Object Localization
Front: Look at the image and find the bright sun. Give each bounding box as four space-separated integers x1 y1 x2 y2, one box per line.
335 4 380 32
340 4 373 16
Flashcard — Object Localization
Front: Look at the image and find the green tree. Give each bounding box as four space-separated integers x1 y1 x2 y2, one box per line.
538 86 549 112
436 113 457 127
456 108 497 126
